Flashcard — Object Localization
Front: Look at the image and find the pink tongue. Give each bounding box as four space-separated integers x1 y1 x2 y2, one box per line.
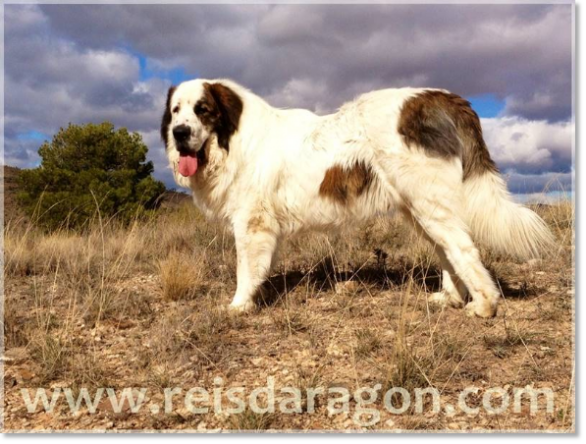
178 154 198 177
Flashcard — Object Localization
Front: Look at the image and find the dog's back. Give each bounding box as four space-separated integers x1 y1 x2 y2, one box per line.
162 79 554 316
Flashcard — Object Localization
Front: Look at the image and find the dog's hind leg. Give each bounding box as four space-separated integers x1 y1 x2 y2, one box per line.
430 247 468 309
393 159 500 318
408 203 499 317
229 215 280 313
404 213 467 309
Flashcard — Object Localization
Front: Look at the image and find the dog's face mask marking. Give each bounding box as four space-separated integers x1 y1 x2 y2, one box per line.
161 81 243 177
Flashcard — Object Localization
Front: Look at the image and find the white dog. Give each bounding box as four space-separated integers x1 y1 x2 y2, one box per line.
161 79 553 318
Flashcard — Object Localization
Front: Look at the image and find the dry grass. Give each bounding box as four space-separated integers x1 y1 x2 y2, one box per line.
2 199 574 431
228 409 276 431
159 250 208 301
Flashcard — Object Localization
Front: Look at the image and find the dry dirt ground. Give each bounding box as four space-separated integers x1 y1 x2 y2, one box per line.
1 194 575 432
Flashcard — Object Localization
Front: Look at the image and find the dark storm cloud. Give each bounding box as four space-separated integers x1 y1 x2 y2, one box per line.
3 3 573 193
506 171 573 195
4 136 46 169
38 3 572 119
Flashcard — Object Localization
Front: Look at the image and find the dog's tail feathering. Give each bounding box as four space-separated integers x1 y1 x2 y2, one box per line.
461 170 555 261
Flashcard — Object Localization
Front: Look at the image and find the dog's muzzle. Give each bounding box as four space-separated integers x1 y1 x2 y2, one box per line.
173 125 208 156
172 124 191 143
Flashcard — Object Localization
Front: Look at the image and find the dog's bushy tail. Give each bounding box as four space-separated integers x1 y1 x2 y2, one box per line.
462 171 555 260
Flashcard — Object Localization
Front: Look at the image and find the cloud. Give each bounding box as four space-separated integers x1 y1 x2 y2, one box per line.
138 129 176 190
36 3 572 119
3 3 573 194
3 137 44 169
506 171 573 196
503 91 572 122
3 5 172 168
481 117 573 175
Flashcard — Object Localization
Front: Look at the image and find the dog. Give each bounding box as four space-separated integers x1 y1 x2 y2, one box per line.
161 79 554 317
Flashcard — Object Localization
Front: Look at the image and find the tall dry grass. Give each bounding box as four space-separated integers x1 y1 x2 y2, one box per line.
2 194 574 430
2 202 233 376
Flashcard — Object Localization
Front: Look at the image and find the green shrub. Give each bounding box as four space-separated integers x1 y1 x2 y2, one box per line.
17 122 166 231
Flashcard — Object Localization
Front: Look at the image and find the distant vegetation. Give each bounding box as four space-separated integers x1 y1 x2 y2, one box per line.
16 122 166 231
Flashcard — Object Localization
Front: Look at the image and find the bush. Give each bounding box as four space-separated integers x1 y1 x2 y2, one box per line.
17 122 166 231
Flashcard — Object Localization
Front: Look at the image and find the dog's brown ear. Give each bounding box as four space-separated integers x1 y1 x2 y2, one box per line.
160 86 176 146
205 82 243 151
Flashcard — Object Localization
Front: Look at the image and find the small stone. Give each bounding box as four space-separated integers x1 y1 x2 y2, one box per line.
343 418 354 428
97 398 131 420
444 404 456 417
5 375 17 388
19 369 35 381
176 407 192 420
335 281 359 294
115 319 135 330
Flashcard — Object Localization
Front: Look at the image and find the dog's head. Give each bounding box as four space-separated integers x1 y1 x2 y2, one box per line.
161 80 243 178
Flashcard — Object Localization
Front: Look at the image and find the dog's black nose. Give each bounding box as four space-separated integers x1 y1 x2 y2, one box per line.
173 125 191 142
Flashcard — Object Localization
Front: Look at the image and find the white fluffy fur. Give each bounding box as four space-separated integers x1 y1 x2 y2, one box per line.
462 172 554 260
165 79 553 318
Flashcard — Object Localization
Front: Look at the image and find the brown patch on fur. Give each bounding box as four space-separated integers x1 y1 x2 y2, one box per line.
197 82 243 151
398 90 497 180
247 211 280 236
194 85 221 128
247 215 266 234
160 86 176 147
161 82 243 153
319 162 374 204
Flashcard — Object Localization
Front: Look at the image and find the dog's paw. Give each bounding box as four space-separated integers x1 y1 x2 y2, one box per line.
228 299 255 314
464 300 498 318
429 291 465 309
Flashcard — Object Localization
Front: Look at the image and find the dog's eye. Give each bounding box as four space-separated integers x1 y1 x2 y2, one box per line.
194 104 209 116
172 106 179 114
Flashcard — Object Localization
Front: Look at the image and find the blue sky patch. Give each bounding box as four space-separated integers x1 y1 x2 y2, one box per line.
134 51 192 85
466 94 505 118
16 130 49 141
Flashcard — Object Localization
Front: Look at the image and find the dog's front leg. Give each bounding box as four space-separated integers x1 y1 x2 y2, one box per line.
229 220 279 313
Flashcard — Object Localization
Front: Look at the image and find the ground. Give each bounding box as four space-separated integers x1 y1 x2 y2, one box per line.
1 167 575 432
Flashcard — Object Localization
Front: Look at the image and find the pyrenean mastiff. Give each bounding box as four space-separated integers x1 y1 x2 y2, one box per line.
161 79 553 317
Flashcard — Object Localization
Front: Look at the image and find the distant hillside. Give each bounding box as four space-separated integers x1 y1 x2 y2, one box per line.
2 165 21 193
1 165 191 224
158 189 192 210
2 165 26 223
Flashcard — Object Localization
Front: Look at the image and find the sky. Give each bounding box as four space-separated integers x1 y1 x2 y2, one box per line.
2 3 574 197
